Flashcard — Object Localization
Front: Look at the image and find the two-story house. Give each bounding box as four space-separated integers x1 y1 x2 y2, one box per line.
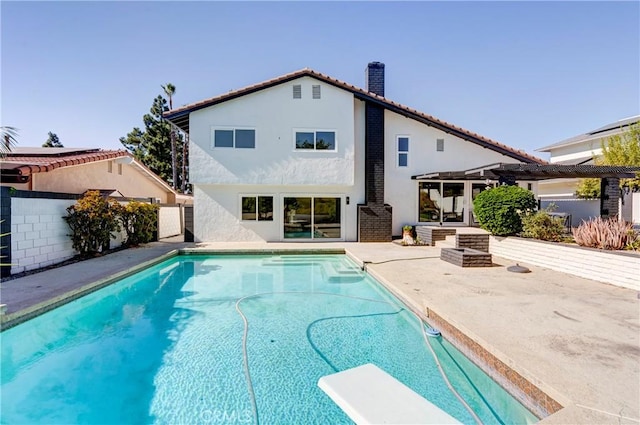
165 62 542 242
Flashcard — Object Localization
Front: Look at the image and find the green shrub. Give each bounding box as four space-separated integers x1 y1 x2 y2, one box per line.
64 191 121 256
472 185 537 236
572 217 638 250
116 201 159 246
521 207 566 241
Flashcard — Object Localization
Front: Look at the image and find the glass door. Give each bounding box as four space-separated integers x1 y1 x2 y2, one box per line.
283 196 341 240
418 182 465 224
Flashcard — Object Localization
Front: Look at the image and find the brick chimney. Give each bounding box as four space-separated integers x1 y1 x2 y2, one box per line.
358 62 392 242
365 62 385 97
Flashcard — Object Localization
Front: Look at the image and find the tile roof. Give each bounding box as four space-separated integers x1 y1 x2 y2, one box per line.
164 68 545 164
2 148 129 176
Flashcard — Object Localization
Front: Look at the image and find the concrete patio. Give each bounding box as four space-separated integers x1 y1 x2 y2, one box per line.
1 238 638 424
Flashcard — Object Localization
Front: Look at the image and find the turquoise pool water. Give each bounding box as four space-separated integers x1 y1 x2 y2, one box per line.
1 255 537 424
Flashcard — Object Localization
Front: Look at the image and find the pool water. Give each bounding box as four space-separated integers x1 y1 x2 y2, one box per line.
1 255 537 424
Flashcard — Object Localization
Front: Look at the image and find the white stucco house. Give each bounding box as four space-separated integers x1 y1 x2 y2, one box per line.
165 62 544 242
536 116 640 224
536 115 639 198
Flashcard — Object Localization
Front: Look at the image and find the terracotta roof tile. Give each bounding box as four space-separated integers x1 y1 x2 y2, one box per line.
3 149 129 176
164 68 545 164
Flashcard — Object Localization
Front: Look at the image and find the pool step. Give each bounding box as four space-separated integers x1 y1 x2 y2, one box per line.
261 257 365 283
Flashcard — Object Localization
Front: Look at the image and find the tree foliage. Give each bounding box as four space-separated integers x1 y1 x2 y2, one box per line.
473 185 537 236
576 121 640 197
0 126 18 157
63 191 121 256
114 201 159 246
120 90 188 190
42 131 63 148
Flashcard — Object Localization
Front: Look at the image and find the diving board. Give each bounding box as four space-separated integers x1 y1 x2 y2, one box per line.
318 363 461 425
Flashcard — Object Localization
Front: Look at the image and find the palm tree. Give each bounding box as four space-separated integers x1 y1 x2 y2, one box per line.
162 83 177 189
1 126 18 158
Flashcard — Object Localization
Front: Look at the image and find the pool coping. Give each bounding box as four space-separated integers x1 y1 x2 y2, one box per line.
1 247 567 421
359 260 566 419
0 250 181 331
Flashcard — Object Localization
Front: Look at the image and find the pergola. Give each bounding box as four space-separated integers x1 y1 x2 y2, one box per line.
412 163 640 218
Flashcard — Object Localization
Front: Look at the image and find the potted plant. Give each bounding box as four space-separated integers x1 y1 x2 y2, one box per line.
402 225 415 245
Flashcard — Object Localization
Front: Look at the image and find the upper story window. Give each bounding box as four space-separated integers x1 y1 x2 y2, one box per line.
295 130 336 151
312 85 321 99
212 128 256 149
241 196 274 221
397 136 409 167
436 138 445 152
293 84 302 99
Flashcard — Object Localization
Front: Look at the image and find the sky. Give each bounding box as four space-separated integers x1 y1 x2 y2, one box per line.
1 1 639 159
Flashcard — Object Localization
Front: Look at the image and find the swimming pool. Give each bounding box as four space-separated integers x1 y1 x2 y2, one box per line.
1 255 537 424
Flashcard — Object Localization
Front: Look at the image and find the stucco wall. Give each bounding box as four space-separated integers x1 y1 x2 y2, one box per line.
384 110 528 233
189 76 355 186
194 184 360 242
547 140 603 164
158 206 183 238
29 160 171 202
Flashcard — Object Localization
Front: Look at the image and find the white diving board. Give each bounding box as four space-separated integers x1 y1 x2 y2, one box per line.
318 363 461 425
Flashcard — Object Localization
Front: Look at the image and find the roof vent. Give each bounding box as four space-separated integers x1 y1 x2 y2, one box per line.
293 84 302 99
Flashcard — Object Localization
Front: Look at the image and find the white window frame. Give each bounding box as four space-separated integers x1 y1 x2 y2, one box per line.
292 128 338 152
239 194 275 222
211 127 256 149
396 135 410 168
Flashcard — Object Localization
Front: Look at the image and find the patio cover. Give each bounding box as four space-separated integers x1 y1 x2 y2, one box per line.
412 163 640 181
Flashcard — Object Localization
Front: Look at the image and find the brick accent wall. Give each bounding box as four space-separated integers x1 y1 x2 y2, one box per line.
600 177 620 218
358 204 392 242
365 61 385 97
358 62 393 241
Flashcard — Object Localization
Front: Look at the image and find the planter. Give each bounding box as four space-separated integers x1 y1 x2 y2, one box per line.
402 230 415 245
489 236 640 290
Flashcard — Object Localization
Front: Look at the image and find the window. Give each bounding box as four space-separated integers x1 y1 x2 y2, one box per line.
293 84 302 99
241 196 273 221
107 161 113 173
312 85 321 99
436 138 445 152
419 182 464 223
213 128 255 149
295 130 336 150
118 163 123 175
283 196 341 239
397 136 409 167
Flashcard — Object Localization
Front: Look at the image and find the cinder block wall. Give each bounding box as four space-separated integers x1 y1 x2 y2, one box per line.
490 236 639 290
10 197 77 274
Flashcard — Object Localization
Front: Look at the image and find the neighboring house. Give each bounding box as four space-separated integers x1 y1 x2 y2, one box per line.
536 116 640 198
164 62 543 242
0 147 191 204
536 116 640 225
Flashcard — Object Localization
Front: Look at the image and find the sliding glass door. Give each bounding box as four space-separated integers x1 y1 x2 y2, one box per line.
418 182 465 224
283 196 341 240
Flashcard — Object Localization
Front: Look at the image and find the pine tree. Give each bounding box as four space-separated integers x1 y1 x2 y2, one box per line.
120 94 187 189
42 131 63 148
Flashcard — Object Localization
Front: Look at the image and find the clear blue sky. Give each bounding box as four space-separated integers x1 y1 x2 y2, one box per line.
2 1 639 158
